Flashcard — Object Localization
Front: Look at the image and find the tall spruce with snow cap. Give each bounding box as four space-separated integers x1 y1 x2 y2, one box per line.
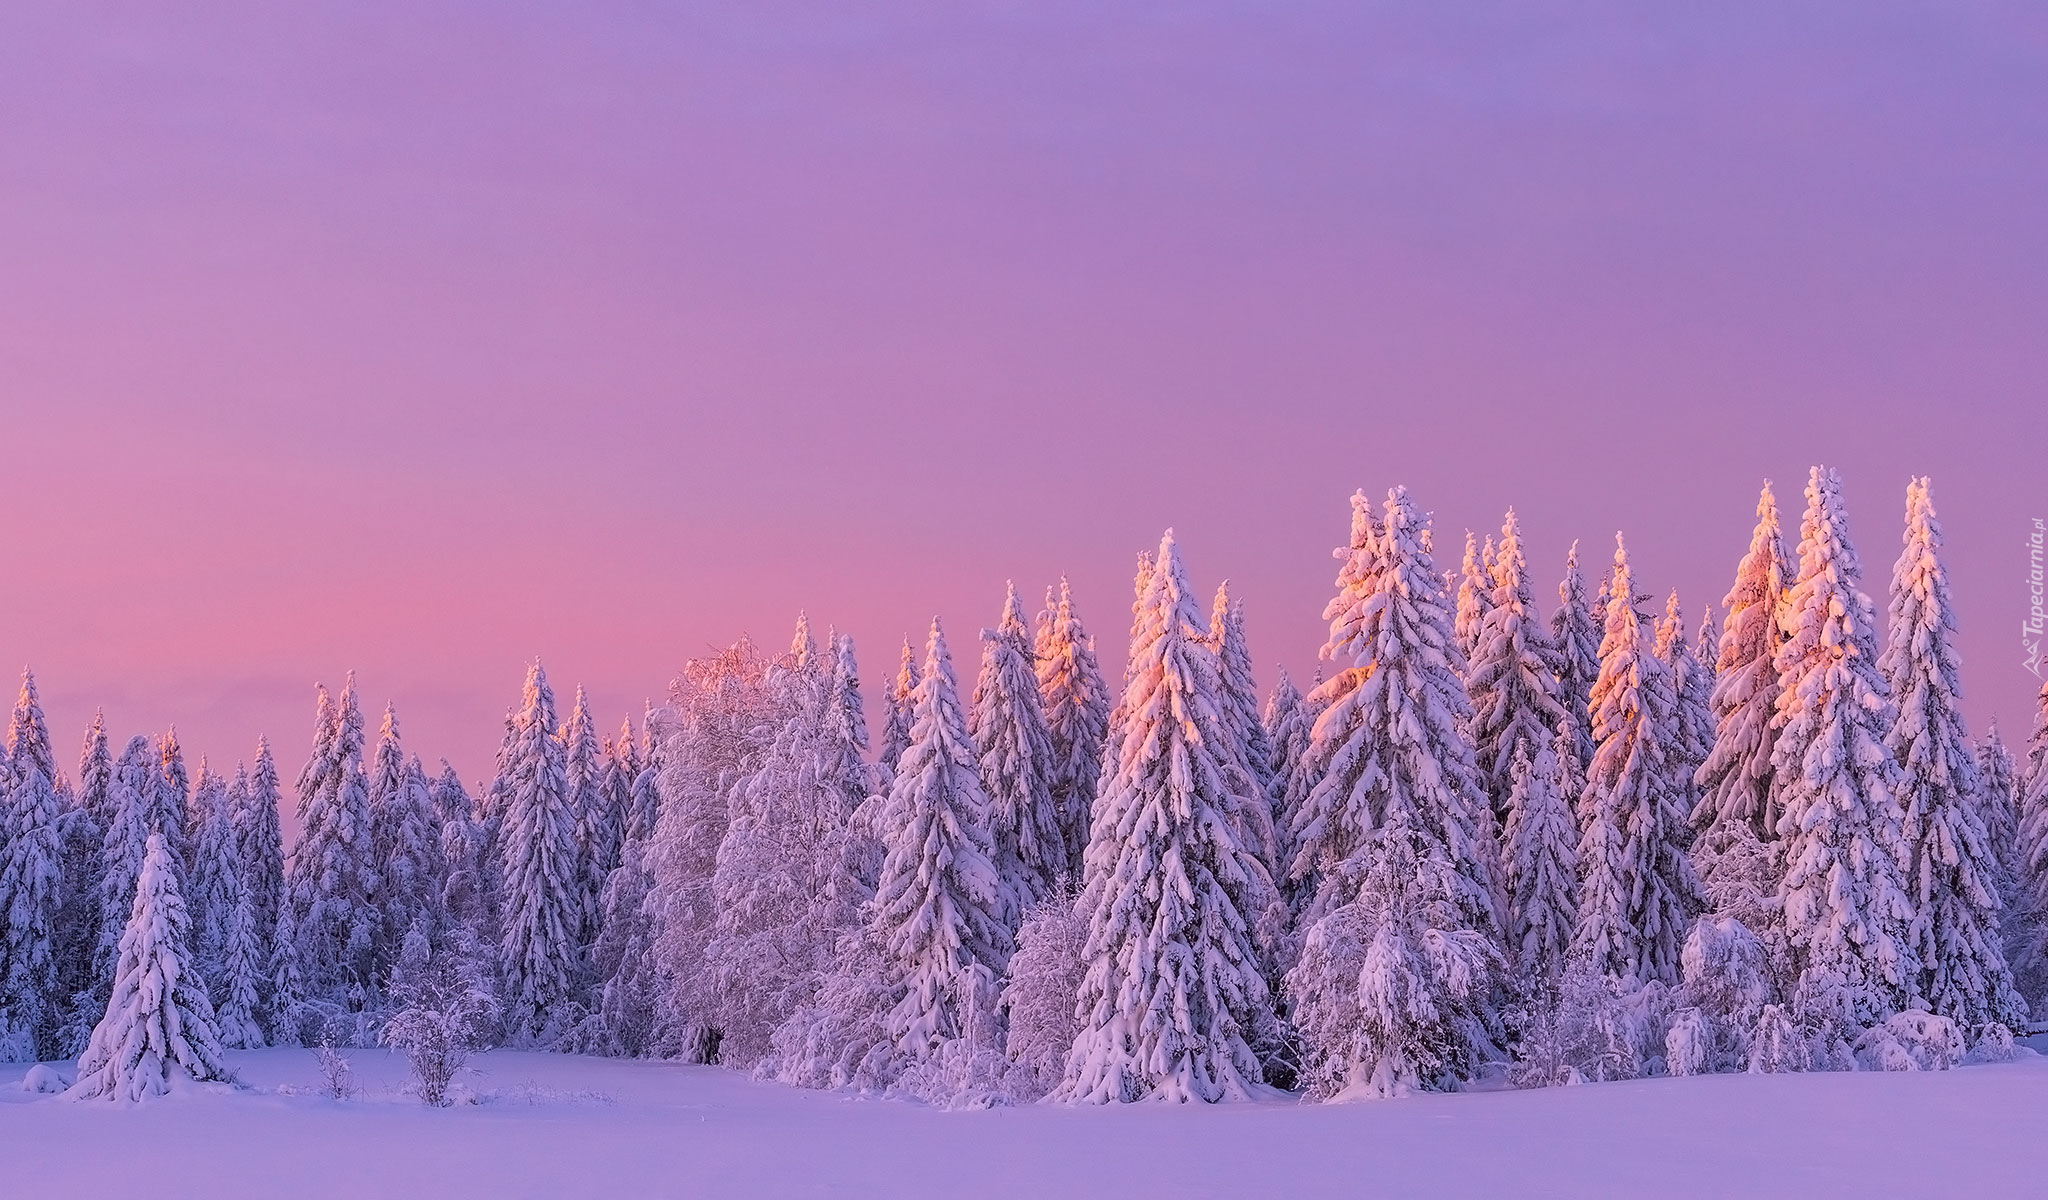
1993 721 2048 1007
1454 532 1494 670
1292 489 1498 936
1060 532 1273 1104
970 584 1062 906
235 738 286 972
1503 725 1579 981
1570 536 1700 985
2027 680 2048 792
287 673 377 1001
0 670 56 1059
1210 585 1280 881
375 753 447 985
1696 482 1793 845
497 661 580 1043
1036 576 1111 876
1466 509 1569 827
873 619 1015 1062
879 638 919 780
821 633 881 891
95 739 162 987
1549 542 1601 786
52 714 113 1052
1881 477 2023 1029
186 764 237 992
1771 466 1918 1028
560 686 613 950
68 833 228 1100
1263 669 1320 917
1658 592 1714 836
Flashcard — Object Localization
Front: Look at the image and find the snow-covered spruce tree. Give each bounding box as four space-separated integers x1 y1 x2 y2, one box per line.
605 719 643 843
1771 466 1919 1030
497 661 580 1044
52 715 113 1053
821 633 881 891
1466 509 1569 828
1978 722 2046 1009
1060 532 1277 1104
560 685 615 953
287 674 377 1010
373 752 447 987
1287 821 1503 1098
1210 585 1280 873
234 738 286 962
0 670 57 1060
211 853 266 1050
1570 536 1700 986
1882 476 2024 1030
1098 550 1156 778
1293 489 1499 937
873 619 1014 1065
970 583 1062 905
186 763 238 996
156 729 192 874
1657 592 1713 841
1695 482 1792 859
627 704 664 844
879 638 919 781
1549 541 1602 791
1263 668 1320 918
1454 532 1494 671
1503 729 1579 982
2028 679 2048 794
1037 576 1111 878
704 658 865 1067
94 739 163 988
68 833 229 1100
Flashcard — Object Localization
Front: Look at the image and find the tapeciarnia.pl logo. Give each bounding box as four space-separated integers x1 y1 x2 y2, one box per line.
2028 518 2045 677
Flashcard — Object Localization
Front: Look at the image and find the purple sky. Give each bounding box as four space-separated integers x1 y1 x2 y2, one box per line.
2 2 2042 786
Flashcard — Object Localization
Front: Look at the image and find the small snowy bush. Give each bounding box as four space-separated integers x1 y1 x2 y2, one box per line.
1514 959 1673 1087
1965 1022 2020 1064
379 927 500 1106
1664 1009 1712 1077
1668 917 1777 1073
1853 1010 1964 1072
314 1036 357 1100
21 1064 70 1094
998 887 1087 1100
1746 1005 1810 1074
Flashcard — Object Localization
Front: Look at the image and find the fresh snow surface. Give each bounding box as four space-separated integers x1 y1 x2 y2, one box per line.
4 1049 2046 1198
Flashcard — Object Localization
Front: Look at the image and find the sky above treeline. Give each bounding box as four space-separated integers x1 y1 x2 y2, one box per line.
1 2 2042 785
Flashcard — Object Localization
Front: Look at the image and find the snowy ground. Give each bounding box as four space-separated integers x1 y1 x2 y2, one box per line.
3 1048 2044 1199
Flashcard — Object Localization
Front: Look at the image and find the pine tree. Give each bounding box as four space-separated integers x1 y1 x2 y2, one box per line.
234 737 286 984
374 752 446 987
1549 541 1602 788
0 670 57 1059
68 834 228 1100
873 619 1014 1063
52 714 112 1054
1454 532 1494 669
1503 725 1579 981
1570 536 1699 985
1772 466 1918 1029
560 686 613 951
2027 680 2048 793
1210 584 1279 873
1060 532 1275 1104
1466 509 1569 827
626 704 663 846
1696 481 1793 844
970 583 1061 905
1263 669 1319 917
154 729 191 878
287 673 377 1004
1657 592 1713 840
497 661 580 1043
820 633 879 891
879 638 919 780
1992 721 2048 1008
1882 477 2023 1029
211 863 266 1050
1292 489 1498 937
185 763 237 995
1037 576 1111 878
95 739 163 990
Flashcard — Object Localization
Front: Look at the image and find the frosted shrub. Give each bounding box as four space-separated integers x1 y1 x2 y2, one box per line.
999 888 1087 1100
380 928 500 1106
1664 1009 1713 1077
1853 1010 1964 1072
315 1035 357 1100
1669 917 1777 1073
767 927 901 1093
1514 959 1672 1087
1964 1022 2020 1064
1747 1004 1809 1073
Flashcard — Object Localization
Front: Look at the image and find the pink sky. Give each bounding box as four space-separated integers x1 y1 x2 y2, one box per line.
1 2 2042 786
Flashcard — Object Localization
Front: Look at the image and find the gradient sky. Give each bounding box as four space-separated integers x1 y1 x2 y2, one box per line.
2 2 2043 790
